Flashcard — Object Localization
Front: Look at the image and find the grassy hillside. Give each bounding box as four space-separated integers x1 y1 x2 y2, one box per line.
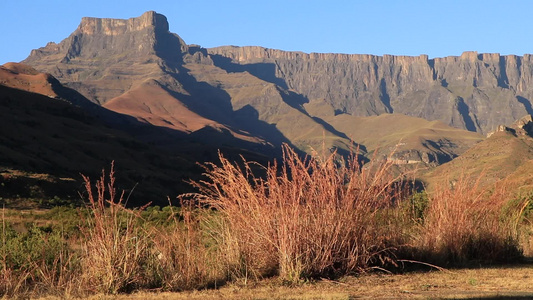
424 130 533 189
305 100 484 166
0 84 199 207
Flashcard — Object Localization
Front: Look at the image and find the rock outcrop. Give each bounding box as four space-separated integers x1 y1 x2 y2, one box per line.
487 114 533 137
515 115 533 136
23 11 187 105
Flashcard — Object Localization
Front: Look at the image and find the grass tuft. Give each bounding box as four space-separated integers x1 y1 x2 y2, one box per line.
78 162 150 294
191 144 409 283
1 151 531 297
414 174 525 265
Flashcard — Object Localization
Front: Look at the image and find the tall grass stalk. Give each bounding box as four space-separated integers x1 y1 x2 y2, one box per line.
31 240 79 297
79 162 150 294
417 175 523 265
147 201 220 291
192 144 409 283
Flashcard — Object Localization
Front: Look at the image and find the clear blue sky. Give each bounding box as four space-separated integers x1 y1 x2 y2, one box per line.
1 0 532 64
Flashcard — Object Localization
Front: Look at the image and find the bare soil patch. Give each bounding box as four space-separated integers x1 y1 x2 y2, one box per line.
65 264 533 300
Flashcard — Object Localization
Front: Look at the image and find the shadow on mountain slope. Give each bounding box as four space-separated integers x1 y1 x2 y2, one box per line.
0 85 201 207
517 96 533 116
210 53 289 89
209 52 366 156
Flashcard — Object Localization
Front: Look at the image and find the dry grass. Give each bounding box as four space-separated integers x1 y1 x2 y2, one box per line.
78 162 151 294
0 259 30 298
147 203 222 291
414 174 527 265
191 144 410 283
2 150 532 298
69 263 533 300
1 205 29 297
78 163 225 294
30 247 80 297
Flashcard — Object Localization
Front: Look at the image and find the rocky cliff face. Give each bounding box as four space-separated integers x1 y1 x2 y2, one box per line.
21 11 490 166
24 11 533 135
27 11 185 61
208 47 533 135
23 11 187 105
25 11 533 136
487 114 533 137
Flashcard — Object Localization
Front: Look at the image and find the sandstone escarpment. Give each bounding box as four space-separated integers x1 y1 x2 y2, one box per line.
78 11 169 36
28 11 184 61
24 11 533 135
208 47 533 135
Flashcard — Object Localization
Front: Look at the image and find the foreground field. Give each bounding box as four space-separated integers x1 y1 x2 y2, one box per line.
2 148 532 298
70 264 533 300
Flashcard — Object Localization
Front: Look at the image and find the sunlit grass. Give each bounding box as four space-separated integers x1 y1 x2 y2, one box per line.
1 148 531 298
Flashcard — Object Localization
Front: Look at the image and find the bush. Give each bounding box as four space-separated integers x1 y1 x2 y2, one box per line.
191 144 410 283
78 162 151 294
414 175 524 265
78 164 220 294
146 203 222 291
406 191 429 223
0 219 76 297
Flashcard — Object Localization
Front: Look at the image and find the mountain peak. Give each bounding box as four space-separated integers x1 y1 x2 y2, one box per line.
78 11 169 36
23 11 187 104
25 11 177 65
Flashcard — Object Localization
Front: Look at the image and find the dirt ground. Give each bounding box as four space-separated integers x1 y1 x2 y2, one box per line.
71 263 533 300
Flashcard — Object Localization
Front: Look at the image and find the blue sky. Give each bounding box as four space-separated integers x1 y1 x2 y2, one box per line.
1 0 532 64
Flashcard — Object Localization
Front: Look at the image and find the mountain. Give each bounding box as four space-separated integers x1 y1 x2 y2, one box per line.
21 11 487 166
424 115 533 188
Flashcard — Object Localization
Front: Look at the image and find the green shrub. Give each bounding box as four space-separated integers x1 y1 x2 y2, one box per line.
1 224 67 271
406 191 429 223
